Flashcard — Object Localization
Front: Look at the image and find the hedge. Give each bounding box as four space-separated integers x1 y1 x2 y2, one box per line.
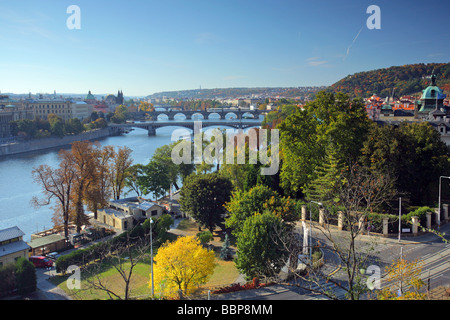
56 214 173 273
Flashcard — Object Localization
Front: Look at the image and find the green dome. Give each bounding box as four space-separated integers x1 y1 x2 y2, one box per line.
85 90 95 100
421 86 443 100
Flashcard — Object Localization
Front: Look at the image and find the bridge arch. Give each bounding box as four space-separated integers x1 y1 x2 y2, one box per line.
242 112 256 119
207 112 222 120
172 112 187 120
156 113 169 120
190 112 204 120
224 112 238 120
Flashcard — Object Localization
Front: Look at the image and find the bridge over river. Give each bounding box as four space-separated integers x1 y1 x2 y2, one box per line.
109 119 263 136
128 107 267 121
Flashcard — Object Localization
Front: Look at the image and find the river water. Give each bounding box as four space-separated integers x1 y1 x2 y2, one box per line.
0 113 262 241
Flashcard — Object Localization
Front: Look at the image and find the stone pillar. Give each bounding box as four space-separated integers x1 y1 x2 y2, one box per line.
383 218 389 236
412 216 419 235
358 216 365 232
301 205 307 221
319 208 325 226
443 204 449 223
147 127 156 136
338 212 343 231
426 212 432 229
435 208 441 227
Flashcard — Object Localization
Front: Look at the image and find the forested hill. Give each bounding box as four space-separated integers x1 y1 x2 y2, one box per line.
329 63 450 99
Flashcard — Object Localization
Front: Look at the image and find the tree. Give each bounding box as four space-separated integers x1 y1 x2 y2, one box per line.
294 164 397 300
32 152 77 238
234 211 289 280
124 164 147 197
220 234 232 261
179 173 232 232
48 114 65 137
15 258 36 296
225 184 288 236
140 159 171 199
62 141 99 233
111 105 128 124
84 235 151 300
360 121 450 206
84 145 114 219
109 146 133 200
64 118 84 135
197 230 214 246
152 236 215 298
376 258 426 300
278 91 370 197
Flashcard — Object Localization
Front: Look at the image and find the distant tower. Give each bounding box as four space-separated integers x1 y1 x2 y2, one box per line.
116 90 124 104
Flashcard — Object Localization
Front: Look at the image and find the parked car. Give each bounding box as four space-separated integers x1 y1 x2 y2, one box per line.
29 256 53 268
46 252 61 261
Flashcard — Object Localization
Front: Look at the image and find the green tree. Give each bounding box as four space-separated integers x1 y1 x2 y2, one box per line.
360 121 450 206
235 212 289 280
179 173 233 232
140 159 171 199
111 105 128 124
224 184 279 236
278 91 370 197
14 258 36 296
220 233 232 261
48 114 65 137
64 118 84 135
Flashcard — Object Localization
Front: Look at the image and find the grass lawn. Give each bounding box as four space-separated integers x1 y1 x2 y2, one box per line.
52 218 240 300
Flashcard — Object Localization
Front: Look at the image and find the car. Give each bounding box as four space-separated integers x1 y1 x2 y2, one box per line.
29 256 54 268
46 252 61 261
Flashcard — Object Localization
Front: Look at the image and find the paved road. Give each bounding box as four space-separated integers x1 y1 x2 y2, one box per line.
225 222 450 300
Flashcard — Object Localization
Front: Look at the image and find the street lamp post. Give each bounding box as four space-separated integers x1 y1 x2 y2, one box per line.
150 217 154 299
398 197 402 242
438 176 450 230
309 201 322 263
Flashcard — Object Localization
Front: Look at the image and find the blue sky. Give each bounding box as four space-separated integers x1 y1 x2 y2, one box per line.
0 0 449 96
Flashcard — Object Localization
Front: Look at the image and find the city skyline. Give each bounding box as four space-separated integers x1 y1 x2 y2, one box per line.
0 0 449 96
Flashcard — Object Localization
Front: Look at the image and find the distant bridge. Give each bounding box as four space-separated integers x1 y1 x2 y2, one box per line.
109 119 263 136
128 108 267 121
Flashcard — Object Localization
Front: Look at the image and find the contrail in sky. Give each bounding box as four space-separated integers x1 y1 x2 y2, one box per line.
344 26 364 61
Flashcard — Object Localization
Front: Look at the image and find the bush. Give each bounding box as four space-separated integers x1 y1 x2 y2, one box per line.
15 258 36 296
403 206 433 226
0 263 15 298
197 231 213 245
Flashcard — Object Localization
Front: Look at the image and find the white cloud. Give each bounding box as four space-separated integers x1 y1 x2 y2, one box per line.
307 57 328 66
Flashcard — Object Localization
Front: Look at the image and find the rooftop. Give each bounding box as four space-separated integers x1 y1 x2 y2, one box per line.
27 234 66 249
0 226 25 242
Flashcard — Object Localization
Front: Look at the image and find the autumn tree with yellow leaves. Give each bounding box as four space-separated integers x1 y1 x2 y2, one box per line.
376 258 427 300
151 236 215 298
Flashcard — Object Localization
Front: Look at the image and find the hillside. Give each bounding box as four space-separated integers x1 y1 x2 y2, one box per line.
329 63 450 99
147 86 326 100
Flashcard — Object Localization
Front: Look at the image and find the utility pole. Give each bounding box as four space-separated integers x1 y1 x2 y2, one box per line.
398 197 402 242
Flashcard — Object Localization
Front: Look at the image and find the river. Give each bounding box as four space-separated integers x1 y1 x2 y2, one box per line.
0 113 262 241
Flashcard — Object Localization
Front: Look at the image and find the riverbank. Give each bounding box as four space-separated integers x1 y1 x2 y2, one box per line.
0 127 121 157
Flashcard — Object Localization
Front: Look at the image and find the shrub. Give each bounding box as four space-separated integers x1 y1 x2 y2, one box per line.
197 231 214 245
0 263 15 298
15 258 36 296
403 206 433 226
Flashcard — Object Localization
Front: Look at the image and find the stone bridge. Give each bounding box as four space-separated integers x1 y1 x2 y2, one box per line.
128 108 267 121
109 119 263 136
